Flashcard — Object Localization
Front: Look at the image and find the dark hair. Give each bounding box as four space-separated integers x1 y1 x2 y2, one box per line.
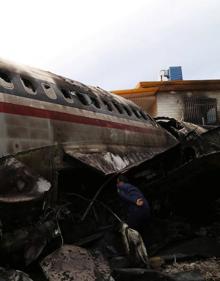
117 175 129 183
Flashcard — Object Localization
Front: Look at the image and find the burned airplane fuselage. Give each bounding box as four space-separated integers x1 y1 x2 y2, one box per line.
0 59 177 174
0 59 179 276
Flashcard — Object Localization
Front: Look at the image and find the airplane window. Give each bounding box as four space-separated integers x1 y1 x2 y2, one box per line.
42 83 57 100
140 111 148 120
75 92 91 106
147 113 156 123
123 105 132 116
21 76 37 95
90 96 101 108
60 88 73 103
132 107 141 119
136 111 142 119
0 70 14 89
0 71 11 83
102 99 113 111
113 101 123 114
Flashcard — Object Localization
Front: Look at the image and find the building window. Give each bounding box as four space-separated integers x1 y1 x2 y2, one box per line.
184 97 218 125
207 107 217 124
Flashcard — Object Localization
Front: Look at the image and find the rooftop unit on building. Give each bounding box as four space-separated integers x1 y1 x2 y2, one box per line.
160 66 183 81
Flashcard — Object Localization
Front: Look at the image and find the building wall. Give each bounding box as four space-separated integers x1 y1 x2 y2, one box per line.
119 93 157 116
156 92 184 120
156 90 220 125
113 81 220 125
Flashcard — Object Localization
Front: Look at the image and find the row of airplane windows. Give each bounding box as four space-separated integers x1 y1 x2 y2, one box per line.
0 70 150 121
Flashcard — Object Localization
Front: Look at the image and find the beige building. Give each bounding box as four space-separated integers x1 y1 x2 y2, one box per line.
112 80 220 125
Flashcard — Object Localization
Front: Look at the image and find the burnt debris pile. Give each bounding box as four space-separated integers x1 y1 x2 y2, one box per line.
0 122 220 280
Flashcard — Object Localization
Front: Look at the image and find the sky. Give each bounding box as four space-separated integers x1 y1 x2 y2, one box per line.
0 0 220 91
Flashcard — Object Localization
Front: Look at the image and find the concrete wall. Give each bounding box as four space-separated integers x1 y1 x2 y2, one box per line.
156 90 220 125
156 92 184 120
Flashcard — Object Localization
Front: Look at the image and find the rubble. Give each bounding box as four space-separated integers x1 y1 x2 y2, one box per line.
113 268 175 281
162 258 220 281
0 267 33 281
0 123 219 280
40 245 113 281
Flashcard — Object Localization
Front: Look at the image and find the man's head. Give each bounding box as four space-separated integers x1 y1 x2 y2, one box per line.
117 175 128 187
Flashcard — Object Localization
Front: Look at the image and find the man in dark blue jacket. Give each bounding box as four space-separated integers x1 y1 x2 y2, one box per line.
117 175 150 233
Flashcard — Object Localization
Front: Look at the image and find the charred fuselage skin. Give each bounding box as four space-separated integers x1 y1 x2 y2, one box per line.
0 59 177 171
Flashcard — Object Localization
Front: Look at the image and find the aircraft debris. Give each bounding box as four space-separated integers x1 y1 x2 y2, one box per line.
0 59 220 280
0 267 33 281
0 157 51 203
40 245 113 281
162 258 220 281
119 223 149 267
155 116 220 158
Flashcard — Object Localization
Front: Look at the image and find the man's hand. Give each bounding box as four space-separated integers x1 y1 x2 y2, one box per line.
136 198 144 206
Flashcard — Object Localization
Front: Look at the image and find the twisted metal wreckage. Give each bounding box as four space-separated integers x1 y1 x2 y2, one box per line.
0 59 220 280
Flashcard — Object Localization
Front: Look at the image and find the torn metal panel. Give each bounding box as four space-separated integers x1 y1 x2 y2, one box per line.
155 117 207 140
40 245 113 281
154 117 220 160
64 146 170 174
0 157 51 203
14 145 64 182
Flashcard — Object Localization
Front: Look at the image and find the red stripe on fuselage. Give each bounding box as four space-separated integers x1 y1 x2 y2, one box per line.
0 101 156 134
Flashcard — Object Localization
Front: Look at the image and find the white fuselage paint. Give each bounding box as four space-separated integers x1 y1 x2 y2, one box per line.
0 91 173 157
